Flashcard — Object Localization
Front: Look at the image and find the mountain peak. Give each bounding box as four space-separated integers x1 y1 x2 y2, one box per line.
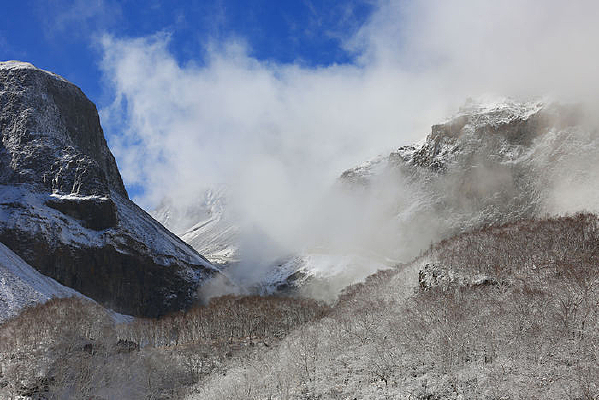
0 60 68 82
0 59 127 197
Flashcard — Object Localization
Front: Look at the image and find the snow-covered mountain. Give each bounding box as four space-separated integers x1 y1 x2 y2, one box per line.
152 186 240 266
154 98 598 299
296 99 596 296
0 61 220 317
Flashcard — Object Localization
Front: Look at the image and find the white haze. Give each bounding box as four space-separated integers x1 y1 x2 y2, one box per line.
99 0 599 289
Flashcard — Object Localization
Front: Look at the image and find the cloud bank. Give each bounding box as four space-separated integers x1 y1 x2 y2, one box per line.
99 0 599 262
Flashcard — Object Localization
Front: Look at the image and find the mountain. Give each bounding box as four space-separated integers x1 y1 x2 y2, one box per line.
293 99 596 295
154 98 598 298
0 61 219 317
152 186 240 266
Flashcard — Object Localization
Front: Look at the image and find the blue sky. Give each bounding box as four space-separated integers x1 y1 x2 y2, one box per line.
0 0 380 202
2 0 598 219
0 0 373 105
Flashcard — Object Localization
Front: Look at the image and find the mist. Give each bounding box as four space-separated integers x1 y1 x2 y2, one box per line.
99 0 599 295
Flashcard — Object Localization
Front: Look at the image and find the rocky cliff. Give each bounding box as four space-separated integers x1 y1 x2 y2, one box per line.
341 99 591 230
0 61 219 317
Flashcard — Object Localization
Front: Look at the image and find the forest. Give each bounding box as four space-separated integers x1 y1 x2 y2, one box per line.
1 213 597 399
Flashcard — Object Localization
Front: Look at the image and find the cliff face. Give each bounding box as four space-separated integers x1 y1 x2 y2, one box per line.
0 61 219 317
0 61 126 197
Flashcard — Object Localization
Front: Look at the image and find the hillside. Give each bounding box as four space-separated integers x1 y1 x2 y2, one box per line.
190 214 599 399
1 214 596 399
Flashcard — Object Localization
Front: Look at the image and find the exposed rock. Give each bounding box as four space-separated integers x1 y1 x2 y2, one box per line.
0 61 219 317
45 195 117 230
418 262 497 291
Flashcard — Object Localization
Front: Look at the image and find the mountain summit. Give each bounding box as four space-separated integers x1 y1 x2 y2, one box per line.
0 61 219 317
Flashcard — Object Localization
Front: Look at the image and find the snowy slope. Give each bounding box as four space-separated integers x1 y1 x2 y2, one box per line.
153 186 240 266
0 242 81 322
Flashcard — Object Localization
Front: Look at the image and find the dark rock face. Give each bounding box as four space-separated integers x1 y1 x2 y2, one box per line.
0 61 218 317
45 196 118 230
0 62 126 197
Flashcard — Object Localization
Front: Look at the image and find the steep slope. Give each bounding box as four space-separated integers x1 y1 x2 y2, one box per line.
0 241 80 322
188 214 599 400
0 61 219 317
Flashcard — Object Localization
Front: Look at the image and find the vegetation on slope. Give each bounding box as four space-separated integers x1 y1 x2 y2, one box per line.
1 214 597 399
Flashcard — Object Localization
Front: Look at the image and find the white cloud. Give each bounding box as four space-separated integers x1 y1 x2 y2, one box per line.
99 0 599 254
39 0 122 40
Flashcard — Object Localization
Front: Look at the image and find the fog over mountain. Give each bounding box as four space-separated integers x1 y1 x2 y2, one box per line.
98 0 599 294
1 1 599 398
150 98 599 300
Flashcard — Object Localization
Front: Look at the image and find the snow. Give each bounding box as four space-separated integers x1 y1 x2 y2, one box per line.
0 60 68 82
49 193 109 201
456 96 544 120
152 186 240 266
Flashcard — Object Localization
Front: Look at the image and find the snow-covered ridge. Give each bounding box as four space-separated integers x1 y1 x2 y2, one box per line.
152 186 240 266
0 60 67 82
453 97 544 122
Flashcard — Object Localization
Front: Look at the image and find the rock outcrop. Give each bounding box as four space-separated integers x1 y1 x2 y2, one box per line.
0 61 218 317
